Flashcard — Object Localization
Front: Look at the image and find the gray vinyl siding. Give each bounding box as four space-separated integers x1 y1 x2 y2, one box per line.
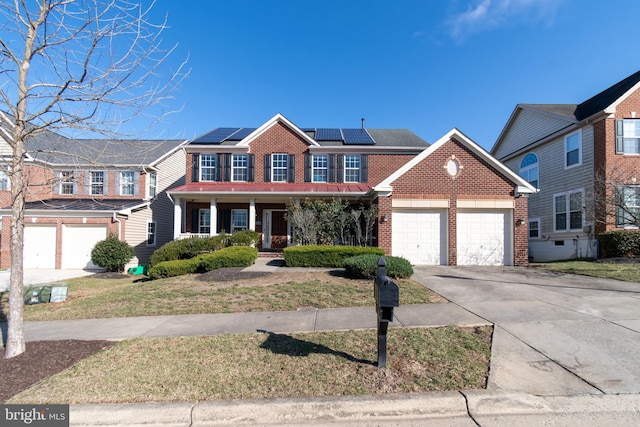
507 124 594 240
494 109 575 160
125 148 186 265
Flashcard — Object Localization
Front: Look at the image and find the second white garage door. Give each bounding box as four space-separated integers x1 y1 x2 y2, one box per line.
24 225 57 269
457 210 511 266
61 225 108 269
392 209 447 265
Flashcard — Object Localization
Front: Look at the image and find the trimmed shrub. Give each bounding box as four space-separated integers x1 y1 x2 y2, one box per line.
599 230 640 258
198 246 258 272
343 254 414 279
90 234 135 272
283 245 384 268
149 233 230 267
147 258 201 280
229 229 259 247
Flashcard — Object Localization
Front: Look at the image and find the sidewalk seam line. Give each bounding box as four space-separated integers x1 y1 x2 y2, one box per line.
459 391 481 426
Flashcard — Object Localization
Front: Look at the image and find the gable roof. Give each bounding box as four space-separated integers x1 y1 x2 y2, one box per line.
189 113 429 149
376 128 536 195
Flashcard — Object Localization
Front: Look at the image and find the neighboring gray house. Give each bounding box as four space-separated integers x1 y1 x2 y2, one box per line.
0 112 186 269
492 70 640 261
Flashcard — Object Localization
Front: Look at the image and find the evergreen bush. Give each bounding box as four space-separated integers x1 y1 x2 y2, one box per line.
283 245 384 267
599 230 640 257
91 234 135 272
343 254 414 279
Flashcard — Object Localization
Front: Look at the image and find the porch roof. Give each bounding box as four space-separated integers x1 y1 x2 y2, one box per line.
168 182 372 198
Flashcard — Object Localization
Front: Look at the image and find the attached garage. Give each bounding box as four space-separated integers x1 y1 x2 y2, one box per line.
392 209 447 265
457 210 512 266
24 225 57 269
61 225 108 269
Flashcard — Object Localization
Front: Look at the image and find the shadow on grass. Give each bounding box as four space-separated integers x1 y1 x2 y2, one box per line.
257 329 375 366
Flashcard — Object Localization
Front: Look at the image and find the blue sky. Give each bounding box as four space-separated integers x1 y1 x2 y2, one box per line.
147 0 640 151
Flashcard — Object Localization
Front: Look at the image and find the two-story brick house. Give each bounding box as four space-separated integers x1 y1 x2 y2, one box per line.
0 112 186 269
169 114 535 265
492 70 640 262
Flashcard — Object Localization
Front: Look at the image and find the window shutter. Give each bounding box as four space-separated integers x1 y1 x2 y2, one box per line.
103 171 109 195
264 154 271 182
53 171 60 195
216 154 223 182
224 154 231 181
616 119 624 154
287 154 295 183
248 154 255 182
134 173 140 196
337 154 344 183
304 154 311 182
72 171 78 195
328 155 335 183
84 171 90 195
191 209 198 233
360 155 368 183
114 172 121 195
192 154 200 182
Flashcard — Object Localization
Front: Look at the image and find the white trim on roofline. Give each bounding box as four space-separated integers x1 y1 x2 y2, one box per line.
237 113 320 147
375 128 537 194
604 81 640 114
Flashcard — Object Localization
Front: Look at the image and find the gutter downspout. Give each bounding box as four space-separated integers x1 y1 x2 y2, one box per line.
112 212 122 240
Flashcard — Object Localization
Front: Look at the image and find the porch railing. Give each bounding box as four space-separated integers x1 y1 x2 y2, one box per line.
177 233 212 240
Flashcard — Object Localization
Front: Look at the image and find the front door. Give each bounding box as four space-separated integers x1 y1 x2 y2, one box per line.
263 210 288 249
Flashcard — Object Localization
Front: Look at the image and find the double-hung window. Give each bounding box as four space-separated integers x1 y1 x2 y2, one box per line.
90 171 105 195
344 155 360 183
60 171 75 195
616 186 640 228
0 170 8 191
616 119 640 154
272 154 288 182
232 154 248 182
231 209 248 232
120 171 135 195
528 219 540 239
312 155 328 182
200 154 217 181
554 190 583 231
565 131 582 168
199 209 211 234
148 172 157 198
147 222 157 246
520 153 539 188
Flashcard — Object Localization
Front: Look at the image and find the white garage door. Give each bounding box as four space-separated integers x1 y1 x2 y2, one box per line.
457 210 511 266
392 209 447 265
24 225 57 269
61 225 108 269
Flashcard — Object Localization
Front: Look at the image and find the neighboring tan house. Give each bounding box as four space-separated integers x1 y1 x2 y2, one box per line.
0 112 186 270
492 70 640 262
169 113 535 265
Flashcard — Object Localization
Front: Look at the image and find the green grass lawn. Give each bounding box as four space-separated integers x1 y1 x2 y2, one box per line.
532 259 640 282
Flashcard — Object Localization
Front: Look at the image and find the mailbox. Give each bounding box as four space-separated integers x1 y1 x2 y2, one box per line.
374 257 399 368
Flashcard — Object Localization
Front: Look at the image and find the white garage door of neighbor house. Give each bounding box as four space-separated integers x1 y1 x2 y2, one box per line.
457 210 511 266
61 225 108 269
24 225 57 269
392 209 447 265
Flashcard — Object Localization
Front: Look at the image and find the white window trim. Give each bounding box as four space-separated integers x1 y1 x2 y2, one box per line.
231 209 248 232
564 129 582 170
120 171 135 196
312 154 328 183
90 171 105 196
0 169 9 191
232 154 248 182
147 221 157 246
147 172 158 199
616 185 640 229
344 154 361 183
271 153 288 182
553 189 584 231
520 153 539 188
60 170 75 195
199 209 211 234
200 154 216 182
528 218 541 239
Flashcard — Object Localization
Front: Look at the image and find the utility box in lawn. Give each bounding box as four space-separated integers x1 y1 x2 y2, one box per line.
374 257 399 368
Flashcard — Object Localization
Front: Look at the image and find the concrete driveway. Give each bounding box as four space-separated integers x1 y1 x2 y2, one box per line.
412 265 640 396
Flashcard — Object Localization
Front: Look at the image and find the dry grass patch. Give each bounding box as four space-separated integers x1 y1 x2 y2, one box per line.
532 259 640 283
9 326 491 404
2 270 442 321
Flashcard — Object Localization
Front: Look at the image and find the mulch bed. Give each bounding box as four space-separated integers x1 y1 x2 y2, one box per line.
0 340 114 402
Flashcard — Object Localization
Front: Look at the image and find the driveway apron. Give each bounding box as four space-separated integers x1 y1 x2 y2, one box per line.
412 265 640 395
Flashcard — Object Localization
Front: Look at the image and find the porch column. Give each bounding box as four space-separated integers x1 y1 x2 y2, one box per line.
173 197 182 239
249 198 256 231
210 198 217 236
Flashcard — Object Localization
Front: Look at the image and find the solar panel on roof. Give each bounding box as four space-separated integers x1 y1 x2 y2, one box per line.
226 128 256 141
342 128 375 145
316 128 343 141
192 128 240 144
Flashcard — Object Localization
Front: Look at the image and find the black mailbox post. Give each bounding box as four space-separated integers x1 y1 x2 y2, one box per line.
374 257 399 368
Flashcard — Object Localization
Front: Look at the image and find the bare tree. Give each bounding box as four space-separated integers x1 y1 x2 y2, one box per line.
0 0 188 358
588 158 640 230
